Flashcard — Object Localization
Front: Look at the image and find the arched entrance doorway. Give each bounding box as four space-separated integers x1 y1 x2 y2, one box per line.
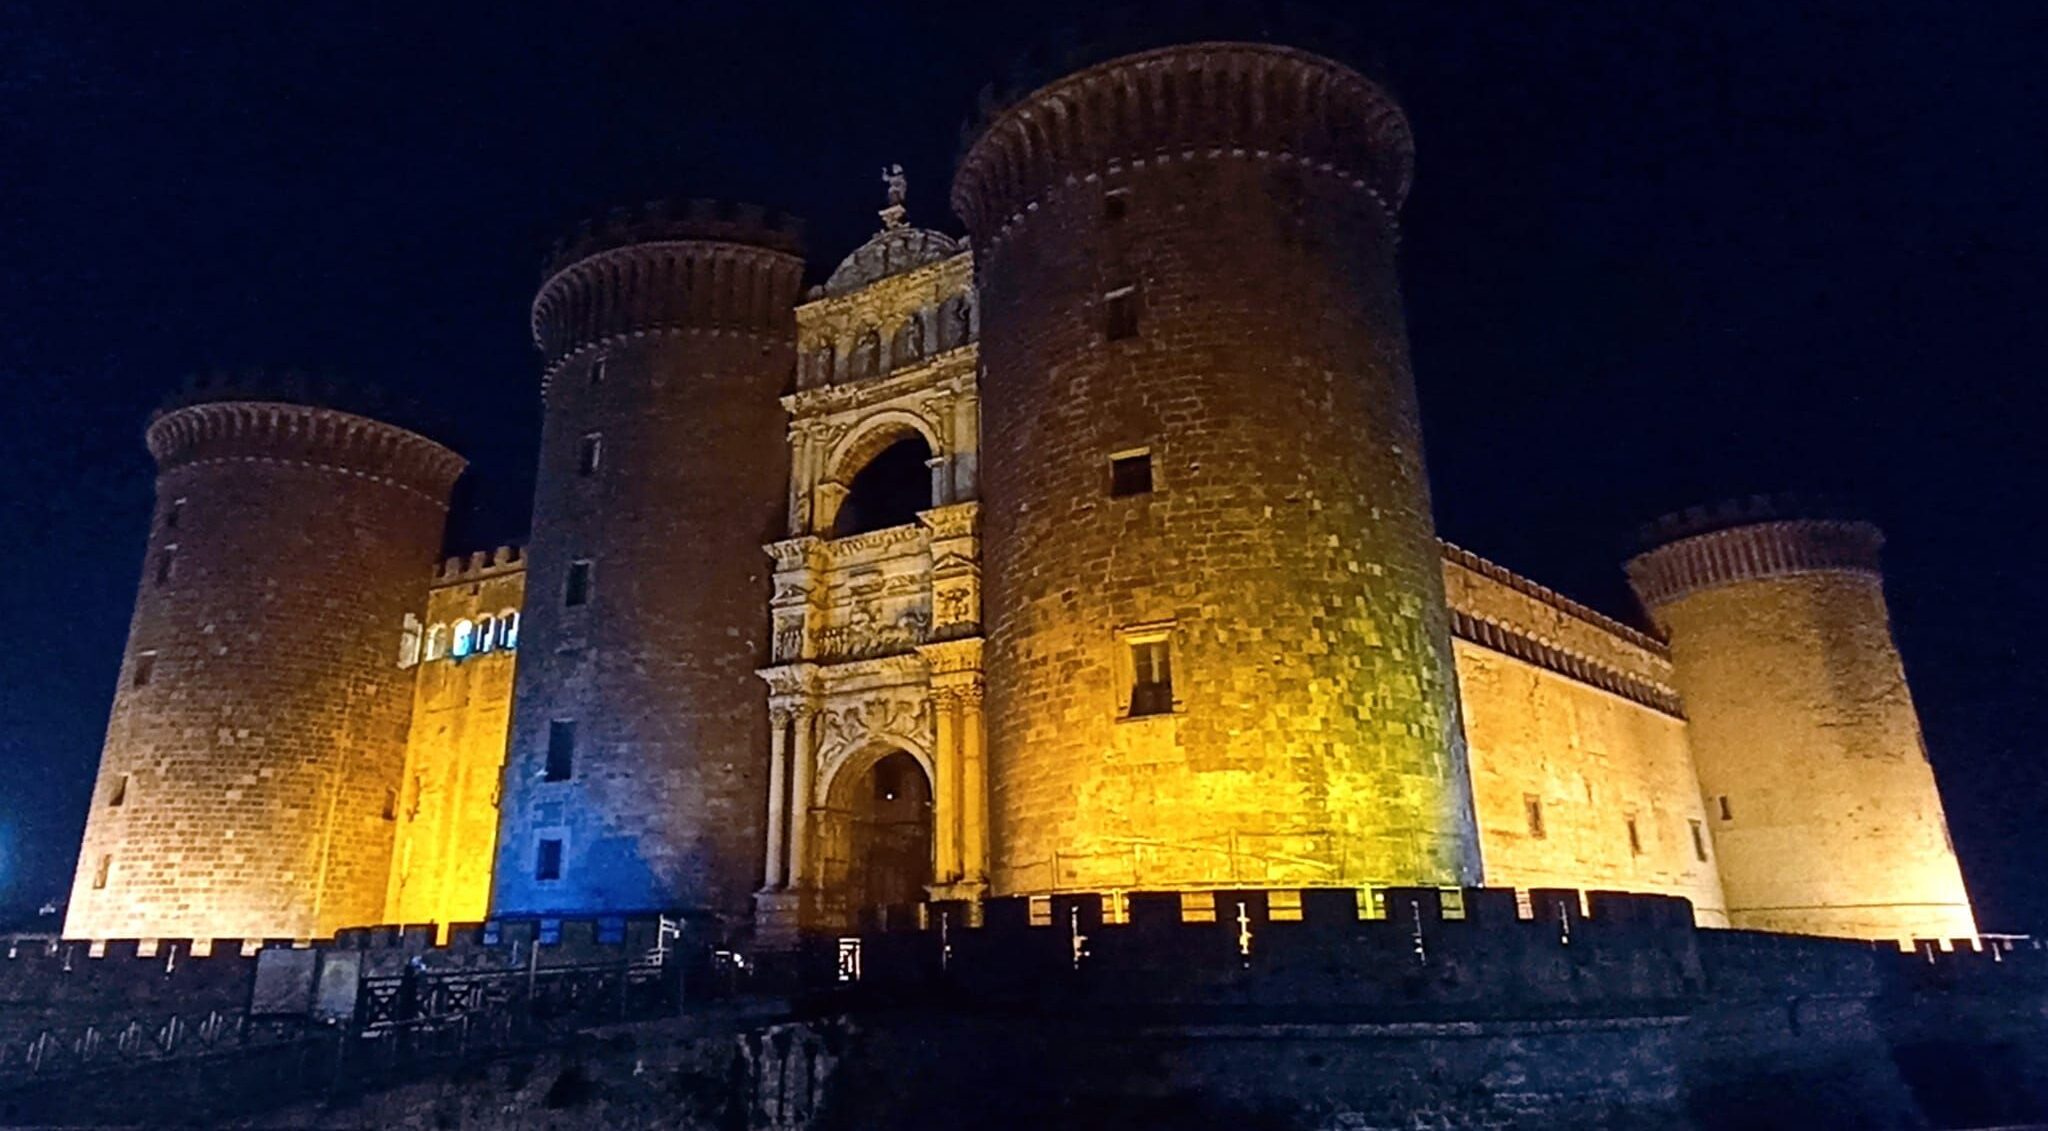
817 748 934 932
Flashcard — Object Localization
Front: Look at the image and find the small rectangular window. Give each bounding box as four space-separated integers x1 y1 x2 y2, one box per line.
545 720 576 782
154 547 176 587
108 774 130 808
577 433 603 477
564 560 592 608
535 838 563 881
1625 814 1642 857
1109 449 1153 497
1103 187 1129 224
381 788 398 821
589 356 607 386
1524 794 1546 839
163 498 184 531
1128 638 1173 717
132 651 156 688
1717 795 1733 821
1690 819 1709 862
1104 285 1138 341
93 854 112 890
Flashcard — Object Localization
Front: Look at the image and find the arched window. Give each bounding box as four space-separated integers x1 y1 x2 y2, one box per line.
475 614 496 653
497 610 520 650
851 328 882 381
424 624 448 662
810 344 835 386
833 432 936 538
451 619 475 659
398 613 423 669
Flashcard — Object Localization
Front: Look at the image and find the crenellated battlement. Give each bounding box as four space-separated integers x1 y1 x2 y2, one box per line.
146 398 467 504
1627 509 1885 610
532 200 808 371
953 42 1413 248
542 198 804 278
431 544 526 587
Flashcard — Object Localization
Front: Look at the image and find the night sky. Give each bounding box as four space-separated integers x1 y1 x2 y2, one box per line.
2 1 2041 931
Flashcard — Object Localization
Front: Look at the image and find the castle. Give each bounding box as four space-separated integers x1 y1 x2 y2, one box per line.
60 38 1977 953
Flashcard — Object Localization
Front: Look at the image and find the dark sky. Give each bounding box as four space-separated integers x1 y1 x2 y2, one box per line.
2 1 2042 931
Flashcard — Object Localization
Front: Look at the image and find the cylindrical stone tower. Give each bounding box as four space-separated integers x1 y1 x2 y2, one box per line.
1628 499 1976 942
953 42 1481 895
492 201 805 925
65 391 464 941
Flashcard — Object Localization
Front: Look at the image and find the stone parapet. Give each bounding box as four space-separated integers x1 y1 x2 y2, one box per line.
146 400 466 505
1628 514 1884 611
954 43 1413 249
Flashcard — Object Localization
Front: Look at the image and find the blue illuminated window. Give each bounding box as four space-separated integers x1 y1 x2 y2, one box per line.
536 838 563 882
497 610 519 650
451 619 475 658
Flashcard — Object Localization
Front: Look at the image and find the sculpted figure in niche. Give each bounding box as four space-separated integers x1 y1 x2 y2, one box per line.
852 328 882 381
811 344 836 387
894 314 926 367
939 295 973 350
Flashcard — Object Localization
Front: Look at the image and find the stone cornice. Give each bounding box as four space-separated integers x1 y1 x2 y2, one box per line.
1449 609 1685 720
952 43 1411 251
147 400 465 504
1626 520 1884 610
1440 541 1666 658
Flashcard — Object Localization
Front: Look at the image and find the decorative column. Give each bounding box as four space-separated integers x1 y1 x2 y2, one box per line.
762 708 791 890
931 689 962 884
787 706 817 894
917 637 986 906
813 481 850 537
959 677 988 894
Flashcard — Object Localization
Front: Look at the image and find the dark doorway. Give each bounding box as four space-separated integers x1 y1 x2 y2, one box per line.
850 750 933 930
833 434 933 538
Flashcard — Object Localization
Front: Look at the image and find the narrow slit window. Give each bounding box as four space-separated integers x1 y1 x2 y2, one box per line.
1690 819 1709 862
1109 449 1153 497
535 838 563 881
163 498 184 531
1717 795 1732 821
108 774 130 808
1104 285 1139 341
382 788 398 821
545 720 576 782
93 854 112 890
132 650 156 688
1625 814 1642 857
1128 638 1173 717
1524 794 1546 839
154 547 176 587
577 433 603 477
589 356 607 386
497 610 520 650
565 560 592 608
475 614 496 653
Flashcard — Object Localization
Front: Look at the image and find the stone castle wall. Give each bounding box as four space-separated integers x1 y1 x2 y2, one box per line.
493 203 807 926
64 401 463 942
1441 546 1729 923
956 44 1480 897
1630 517 1975 941
383 550 525 930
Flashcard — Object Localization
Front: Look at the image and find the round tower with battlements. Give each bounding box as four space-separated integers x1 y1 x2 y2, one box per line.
492 200 806 927
1627 497 1976 942
952 40 1481 896
65 387 465 941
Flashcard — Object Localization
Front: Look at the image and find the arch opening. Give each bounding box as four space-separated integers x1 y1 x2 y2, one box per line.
832 433 934 538
816 748 933 932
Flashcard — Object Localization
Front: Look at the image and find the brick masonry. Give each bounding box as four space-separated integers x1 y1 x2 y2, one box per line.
64 400 463 941
954 44 1481 895
491 202 807 926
